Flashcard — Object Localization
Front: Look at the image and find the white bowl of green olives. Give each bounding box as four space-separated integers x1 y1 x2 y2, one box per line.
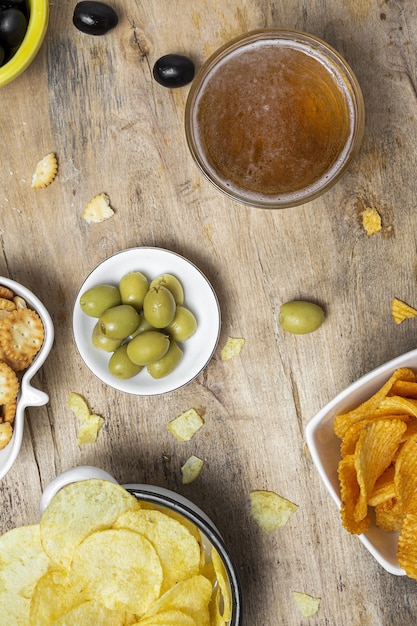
72 247 221 395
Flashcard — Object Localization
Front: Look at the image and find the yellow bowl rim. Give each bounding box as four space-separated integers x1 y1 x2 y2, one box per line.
0 0 49 86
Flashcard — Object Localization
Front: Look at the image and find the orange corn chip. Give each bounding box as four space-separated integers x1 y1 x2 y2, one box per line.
354 419 407 522
368 464 396 507
398 513 417 579
334 368 416 439
338 455 370 534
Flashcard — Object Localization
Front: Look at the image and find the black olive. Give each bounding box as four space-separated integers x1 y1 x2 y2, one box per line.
0 44 5 66
73 1 118 36
0 8 26 49
153 54 195 88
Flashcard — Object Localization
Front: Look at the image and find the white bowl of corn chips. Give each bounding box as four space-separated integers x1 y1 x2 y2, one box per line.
0 277 54 480
306 349 417 577
0 465 242 624
73 247 221 395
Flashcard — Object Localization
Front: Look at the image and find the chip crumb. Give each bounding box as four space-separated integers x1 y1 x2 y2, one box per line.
361 207 382 236
31 153 58 189
167 408 204 442
76 414 105 445
82 192 114 224
67 391 91 422
292 591 321 617
181 455 204 484
221 336 245 361
249 490 298 533
391 297 417 324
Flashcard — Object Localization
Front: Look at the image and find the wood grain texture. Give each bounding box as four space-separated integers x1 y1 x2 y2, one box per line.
1 1 417 623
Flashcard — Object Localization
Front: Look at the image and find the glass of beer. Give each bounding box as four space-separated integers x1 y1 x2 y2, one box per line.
185 29 365 209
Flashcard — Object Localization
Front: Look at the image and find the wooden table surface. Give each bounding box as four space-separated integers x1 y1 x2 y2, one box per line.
2 0 417 624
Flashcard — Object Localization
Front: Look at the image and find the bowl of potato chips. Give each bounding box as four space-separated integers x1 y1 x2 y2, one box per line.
0 276 54 481
0 466 242 624
306 349 417 578
73 247 221 396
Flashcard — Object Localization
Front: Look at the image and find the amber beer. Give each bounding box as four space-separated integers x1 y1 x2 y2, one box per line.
185 31 364 208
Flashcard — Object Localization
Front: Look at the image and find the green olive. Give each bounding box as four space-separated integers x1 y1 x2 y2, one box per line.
143 286 176 328
119 271 149 311
91 322 123 352
150 274 184 305
165 306 197 342
109 344 143 379
80 284 121 317
126 330 170 365
99 304 141 339
147 340 183 379
278 301 325 334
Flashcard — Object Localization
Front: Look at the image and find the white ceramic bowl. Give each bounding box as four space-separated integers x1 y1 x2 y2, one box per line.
73 247 221 395
305 349 417 575
0 277 54 481
41 466 242 625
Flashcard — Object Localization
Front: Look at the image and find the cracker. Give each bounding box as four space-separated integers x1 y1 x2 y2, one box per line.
0 422 13 450
0 286 14 300
13 296 27 309
82 193 114 224
0 297 16 312
31 152 58 189
1 400 16 424
0 362 19 404
0 309 44 366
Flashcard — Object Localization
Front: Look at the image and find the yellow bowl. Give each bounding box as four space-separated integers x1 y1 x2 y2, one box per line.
0 0 49 87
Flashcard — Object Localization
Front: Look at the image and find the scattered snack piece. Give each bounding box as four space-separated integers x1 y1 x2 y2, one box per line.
220 336 245 361
181 455 204 484
391 297 417 324
333 367 417 579
67 391 91 422
249 490 298 533
76 414 105 445
67 392 105 445
167 408 204 442
361 207 382 236
31 152 58 189
0 478 230 623
82 192 114 224
292 591 321 618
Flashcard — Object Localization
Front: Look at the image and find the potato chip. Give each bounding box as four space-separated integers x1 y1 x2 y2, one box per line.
398 513 417 578
76 414 105 445
40 479 140 569
29 569 82 624
137 610 197 626
0 525 51 624
249 490 298 532
211 547 232 623
334 368 415 439
375 396 417 418
391 297 417 324
291 591 321 618
114 509 201 593
70 528 163 615
181 455 204 484
31 152 58 189
167 408 204 442
143 575 212 626
394 434 417 513
220 337 245 361
391 380 417 398
375 497 403 532
354 419 406 522
338 454 370 534
82 192 114 223
67 391 91 421
53 601 126 626
368 464 396 507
